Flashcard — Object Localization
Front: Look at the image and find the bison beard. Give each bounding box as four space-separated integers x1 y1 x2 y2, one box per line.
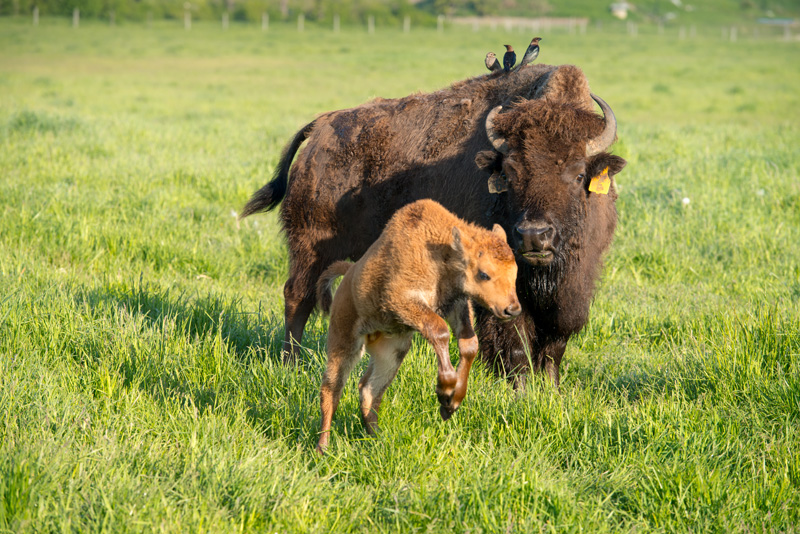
241 63 626 388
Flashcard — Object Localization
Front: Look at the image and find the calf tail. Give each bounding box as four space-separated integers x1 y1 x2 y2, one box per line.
239 119 317 219
316 261 353 315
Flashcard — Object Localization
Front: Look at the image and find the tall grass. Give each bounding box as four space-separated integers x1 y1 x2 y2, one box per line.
1 19 798 532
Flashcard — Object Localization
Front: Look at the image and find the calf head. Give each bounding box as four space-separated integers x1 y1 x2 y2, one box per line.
479 94 626 281
452 225 521 319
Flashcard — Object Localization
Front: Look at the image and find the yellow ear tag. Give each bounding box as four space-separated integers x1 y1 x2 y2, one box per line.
588 167 611 195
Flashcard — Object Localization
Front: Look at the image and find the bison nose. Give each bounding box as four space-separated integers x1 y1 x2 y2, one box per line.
515 222 555 252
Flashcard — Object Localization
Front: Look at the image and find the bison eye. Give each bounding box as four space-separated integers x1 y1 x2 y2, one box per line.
478 270 491 281
577 173 586 182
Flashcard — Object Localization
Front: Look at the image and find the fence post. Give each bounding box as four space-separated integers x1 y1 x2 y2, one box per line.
262 12 268 31
33 6 38 26
368 15 374 34
404 15 410 34
184 4 191 30
679 26 686 40
730 26 737 42
222 12 228 29
73 7 79 28
109 10 115 25
298 13 304 32
438 14 445 33
784 25 791 42
334 14 339 33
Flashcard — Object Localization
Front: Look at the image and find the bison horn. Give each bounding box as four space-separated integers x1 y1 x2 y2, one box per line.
585 93 618 157
485 105 509 154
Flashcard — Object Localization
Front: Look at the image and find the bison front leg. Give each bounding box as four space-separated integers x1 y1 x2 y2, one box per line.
477 312 567 389
541 338 567 388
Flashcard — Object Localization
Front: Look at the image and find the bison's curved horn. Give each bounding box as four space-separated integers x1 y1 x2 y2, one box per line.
586 93 617 157
485 106 509 154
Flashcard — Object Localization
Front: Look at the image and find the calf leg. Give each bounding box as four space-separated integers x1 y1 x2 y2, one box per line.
358 332 413 435
396 304 457 420
316 292 363 454
442 300 479 419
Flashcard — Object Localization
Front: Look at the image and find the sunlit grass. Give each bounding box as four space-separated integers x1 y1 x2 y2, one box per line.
1 19 799 532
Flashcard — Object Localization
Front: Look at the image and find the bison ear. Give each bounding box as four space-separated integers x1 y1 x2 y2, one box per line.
475 150 501 171
491 224 507 241
589 154 626 178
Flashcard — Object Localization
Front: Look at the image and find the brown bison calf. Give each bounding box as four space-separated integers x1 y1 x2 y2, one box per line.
314 199 521 453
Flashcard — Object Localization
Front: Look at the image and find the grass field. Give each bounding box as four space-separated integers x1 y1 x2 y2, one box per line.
1 17 799 533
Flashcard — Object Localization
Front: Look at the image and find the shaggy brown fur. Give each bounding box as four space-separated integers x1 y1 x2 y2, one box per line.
314 199 519 453
241 64 626 387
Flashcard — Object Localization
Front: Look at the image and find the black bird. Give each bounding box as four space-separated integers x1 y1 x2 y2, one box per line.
485 52 502 73
502 44 516 73
516 37 542 70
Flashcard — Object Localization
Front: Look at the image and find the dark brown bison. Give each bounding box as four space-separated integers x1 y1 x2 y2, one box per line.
241 63 626 387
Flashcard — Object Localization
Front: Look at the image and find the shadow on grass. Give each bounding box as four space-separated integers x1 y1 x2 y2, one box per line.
83 277 283 358
71 277 337 448
73 278 286 410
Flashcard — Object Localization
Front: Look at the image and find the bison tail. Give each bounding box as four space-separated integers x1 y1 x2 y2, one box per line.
316 261 353 315
239 119 316 219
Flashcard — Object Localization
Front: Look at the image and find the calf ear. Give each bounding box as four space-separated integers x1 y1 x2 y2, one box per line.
491 224 507 241
451 227 463 254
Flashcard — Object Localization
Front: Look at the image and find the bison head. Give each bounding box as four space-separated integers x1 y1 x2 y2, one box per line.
478 92 626 287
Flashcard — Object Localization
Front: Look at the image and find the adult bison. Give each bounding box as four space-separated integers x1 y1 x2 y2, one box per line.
241 63 626 387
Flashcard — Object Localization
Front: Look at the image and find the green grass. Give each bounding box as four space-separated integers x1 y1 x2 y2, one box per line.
1 18 799 533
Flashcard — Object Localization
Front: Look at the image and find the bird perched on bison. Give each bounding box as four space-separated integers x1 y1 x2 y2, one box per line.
314 199 520 454
485 52 502 73
502 44 516 72
516 37 542 70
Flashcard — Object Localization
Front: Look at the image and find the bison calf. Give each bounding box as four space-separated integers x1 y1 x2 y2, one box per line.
315 199 520 453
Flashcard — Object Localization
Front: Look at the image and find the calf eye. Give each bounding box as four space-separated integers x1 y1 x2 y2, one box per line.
478 270 491 281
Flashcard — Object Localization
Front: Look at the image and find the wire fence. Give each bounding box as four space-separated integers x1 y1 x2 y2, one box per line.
13 10 799 42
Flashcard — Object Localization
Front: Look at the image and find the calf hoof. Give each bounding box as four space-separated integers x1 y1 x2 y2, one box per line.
436 390 453 407
439 403 459 421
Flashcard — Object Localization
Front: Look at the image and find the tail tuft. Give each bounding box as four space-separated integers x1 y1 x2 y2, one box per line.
316 261 353 314
239 119 316 219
